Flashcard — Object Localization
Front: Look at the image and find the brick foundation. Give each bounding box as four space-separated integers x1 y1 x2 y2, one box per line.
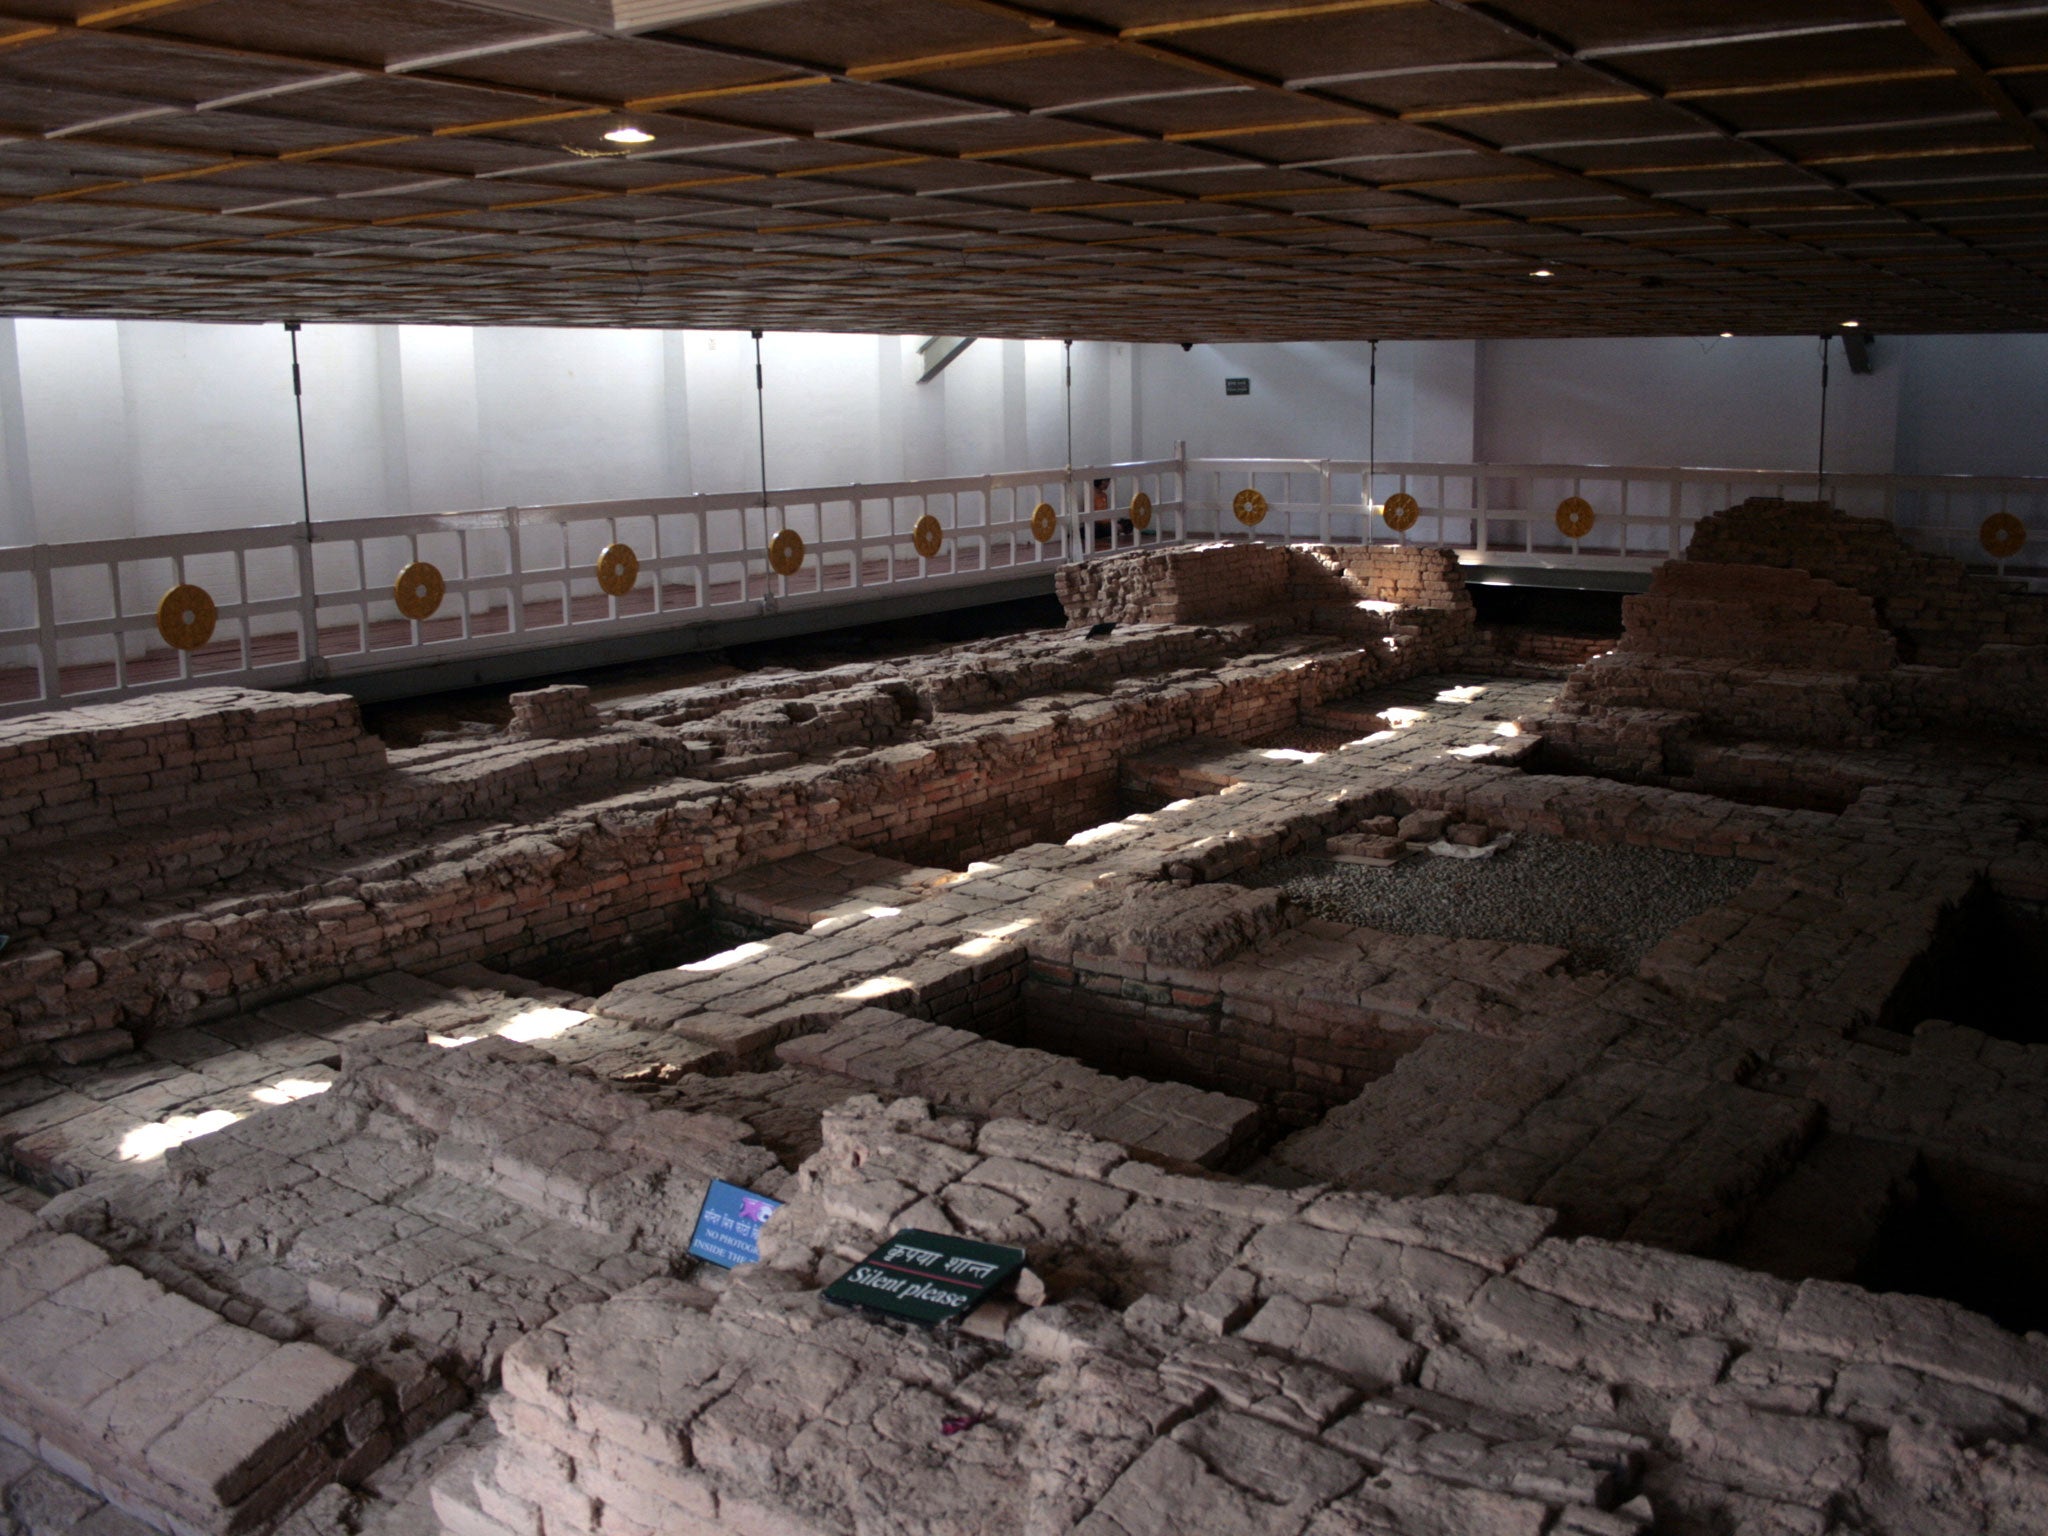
1686 497 2048 665
0 546 1481 1064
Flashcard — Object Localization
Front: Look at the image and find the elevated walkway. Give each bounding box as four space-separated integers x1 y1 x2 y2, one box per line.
3 455 2037 718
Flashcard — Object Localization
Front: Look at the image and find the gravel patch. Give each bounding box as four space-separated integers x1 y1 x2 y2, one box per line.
1246 832 1758 975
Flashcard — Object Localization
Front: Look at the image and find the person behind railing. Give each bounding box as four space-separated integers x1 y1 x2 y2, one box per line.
1088 477 1134 548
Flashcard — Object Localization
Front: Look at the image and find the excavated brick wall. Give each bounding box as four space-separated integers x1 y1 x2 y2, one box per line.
1309 543 1470 608
0 622 1471 1061
505 684 601 740
1552 502 2048 761
1617 562 1898 673
1056 542 1292 625
1057 541 1474 630
0 1202 384 1536
1479 628 1614 668
1686 498 2048 664
441 1097 2048 1536
0 687 385 850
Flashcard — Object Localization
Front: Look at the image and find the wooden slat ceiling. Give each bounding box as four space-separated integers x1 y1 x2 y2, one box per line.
4 0 2048 338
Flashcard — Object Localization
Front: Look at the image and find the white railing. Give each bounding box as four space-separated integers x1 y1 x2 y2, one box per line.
2 454 2041 717
0 461 1186 716
1182 459 2048 582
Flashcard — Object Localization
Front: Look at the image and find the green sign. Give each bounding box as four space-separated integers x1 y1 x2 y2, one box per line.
822 1229 1026 1327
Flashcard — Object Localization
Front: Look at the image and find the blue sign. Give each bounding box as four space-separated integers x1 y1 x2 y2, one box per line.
688 1180 783 1269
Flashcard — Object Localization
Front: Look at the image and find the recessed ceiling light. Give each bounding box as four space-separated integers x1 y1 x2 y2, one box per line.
604 126 655 145
1530 268 1554 278
1720 332 1733 338
1841 319 1860 327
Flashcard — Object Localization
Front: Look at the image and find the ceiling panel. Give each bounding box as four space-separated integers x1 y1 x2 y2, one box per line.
0 0 2042 337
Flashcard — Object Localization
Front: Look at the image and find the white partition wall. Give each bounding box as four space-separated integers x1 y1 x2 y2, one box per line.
7 321 2048 554
3 318 2048 712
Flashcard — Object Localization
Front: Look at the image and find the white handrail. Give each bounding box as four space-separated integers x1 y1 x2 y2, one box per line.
0 452 2038 717
1181 457 2047 582
0 459 1186 716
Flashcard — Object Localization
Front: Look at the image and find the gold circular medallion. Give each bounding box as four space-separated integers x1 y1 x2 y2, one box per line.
1129 491 1153 530
1380 492 1420 533
393 562 444 621
1556 496 1596 540
1232 487 1269 527
595 542 639 597
912 514 945 559
156 583 217 652
1031 501 1059 543
767 528 806 576
1982 511 2027 560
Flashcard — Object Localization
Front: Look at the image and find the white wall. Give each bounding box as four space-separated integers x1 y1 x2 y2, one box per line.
1892 333 2048 478
1128 340 1477 467
1474 335 1901 476
1 320 2043 557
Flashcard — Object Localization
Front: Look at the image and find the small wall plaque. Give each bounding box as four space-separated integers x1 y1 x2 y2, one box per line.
1224 377 1251 396
822 1229 1026 1327
687 1179 783 1268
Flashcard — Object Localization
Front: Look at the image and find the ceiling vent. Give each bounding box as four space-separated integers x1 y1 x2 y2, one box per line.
458 0 793 32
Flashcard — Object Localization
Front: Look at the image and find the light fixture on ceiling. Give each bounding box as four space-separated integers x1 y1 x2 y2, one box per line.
461 1 792 29
1842 319 1861 327
1720 332 1734 338
1530 268 1554 279
604 125 655 145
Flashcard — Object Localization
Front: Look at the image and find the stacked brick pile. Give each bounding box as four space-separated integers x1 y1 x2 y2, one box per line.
1686 497 2048 664
0 687 385 850
504 684 601 739
1617 562 1898 672
1056 541 1292 625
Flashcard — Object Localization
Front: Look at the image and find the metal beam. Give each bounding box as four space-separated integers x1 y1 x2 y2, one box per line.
1886 0 2048 164
918 335 978 381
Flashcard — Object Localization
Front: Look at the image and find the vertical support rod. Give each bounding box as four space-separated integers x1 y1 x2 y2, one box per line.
1063 338 1074 479
1174 437 1186 544
1816 334 1832 498
1365 343 1383 541
752 329 770 519
1063 339 1075 556
752 329 773 599
286 322 312 537
284 322 319 680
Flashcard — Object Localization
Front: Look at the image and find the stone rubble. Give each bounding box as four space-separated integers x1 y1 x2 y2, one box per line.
439 1097 2048 1536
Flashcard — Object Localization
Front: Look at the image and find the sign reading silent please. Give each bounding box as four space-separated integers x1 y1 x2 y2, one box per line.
822 1229 1026 1327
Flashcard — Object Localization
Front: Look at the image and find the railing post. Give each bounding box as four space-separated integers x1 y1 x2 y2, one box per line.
504 507 524 634
1319 461 1332 544
31 544 57 706
295 524 321 683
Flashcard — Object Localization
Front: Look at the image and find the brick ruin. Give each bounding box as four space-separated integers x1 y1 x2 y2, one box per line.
0 512 2044 1535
